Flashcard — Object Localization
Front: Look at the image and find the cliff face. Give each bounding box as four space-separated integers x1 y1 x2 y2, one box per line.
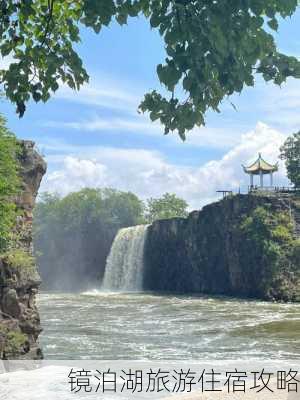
0 141 46 359
144 194 300 301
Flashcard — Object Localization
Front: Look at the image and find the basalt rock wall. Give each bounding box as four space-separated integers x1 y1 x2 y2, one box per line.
144 194 300 301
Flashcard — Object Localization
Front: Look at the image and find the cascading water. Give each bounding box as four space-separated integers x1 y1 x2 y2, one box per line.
102 224 149 291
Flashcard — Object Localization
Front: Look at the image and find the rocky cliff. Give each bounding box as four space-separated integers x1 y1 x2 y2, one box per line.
0 141 46 359
144 194 300 301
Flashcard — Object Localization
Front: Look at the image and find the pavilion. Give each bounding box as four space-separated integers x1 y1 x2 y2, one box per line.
242 153 278 188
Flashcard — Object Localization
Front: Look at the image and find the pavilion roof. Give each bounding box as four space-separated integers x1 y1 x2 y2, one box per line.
242 153 278 175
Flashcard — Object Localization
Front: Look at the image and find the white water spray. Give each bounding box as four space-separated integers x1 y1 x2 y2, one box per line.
102 225 149 291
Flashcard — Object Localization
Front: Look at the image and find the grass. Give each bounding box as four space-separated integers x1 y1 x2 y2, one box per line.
0 325 27 356
2 249 35 271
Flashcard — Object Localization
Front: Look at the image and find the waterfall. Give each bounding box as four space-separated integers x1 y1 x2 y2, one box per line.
102 224 149 291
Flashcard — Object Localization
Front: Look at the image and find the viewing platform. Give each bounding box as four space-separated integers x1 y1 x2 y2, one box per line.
217 186 300 198
248 185 300 197
217 153 299 199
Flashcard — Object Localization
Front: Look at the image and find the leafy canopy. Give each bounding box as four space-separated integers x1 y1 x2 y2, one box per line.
1 0 300 138
145 192 188 223
280 132 300 188
34 187 146 238
0 114 20 251
34 189 189 235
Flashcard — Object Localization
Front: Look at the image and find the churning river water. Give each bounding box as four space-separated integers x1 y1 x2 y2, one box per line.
37 291 300 360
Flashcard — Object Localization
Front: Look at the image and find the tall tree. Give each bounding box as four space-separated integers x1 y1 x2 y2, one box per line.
1 1 300 138
145 192 188 222
280 132 300 188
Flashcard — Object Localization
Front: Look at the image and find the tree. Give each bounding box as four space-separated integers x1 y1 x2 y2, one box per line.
33 187 145 260
34 187 145 236
1 1 300 138
280 132 300 188
145 192 188 223
0 114 19 251
101 188 145 227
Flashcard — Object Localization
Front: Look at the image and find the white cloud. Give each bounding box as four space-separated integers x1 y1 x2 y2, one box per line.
43 115 162 136
40 122 289 209
54 75 141 114
257 78 300 132
45 156 108 195
183 125 243 149
42 113 244 149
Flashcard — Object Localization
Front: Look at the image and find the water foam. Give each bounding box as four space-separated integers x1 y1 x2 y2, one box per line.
102 225 149 291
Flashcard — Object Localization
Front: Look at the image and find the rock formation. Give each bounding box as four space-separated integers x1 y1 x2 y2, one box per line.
0 141 46 359
144 194 300 301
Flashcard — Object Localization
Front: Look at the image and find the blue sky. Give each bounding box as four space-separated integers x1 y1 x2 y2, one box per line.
1 10 300 208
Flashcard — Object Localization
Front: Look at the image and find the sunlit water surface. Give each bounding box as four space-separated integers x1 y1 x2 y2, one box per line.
38 291 300 360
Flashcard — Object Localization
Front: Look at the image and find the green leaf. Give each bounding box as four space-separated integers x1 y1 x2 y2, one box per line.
268 18 279 31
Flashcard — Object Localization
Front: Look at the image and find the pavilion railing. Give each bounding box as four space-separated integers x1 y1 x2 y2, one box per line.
248 186 300 194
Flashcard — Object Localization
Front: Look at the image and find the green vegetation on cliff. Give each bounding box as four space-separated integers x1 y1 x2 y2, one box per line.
0 136 45 361
0 116 34 280
0 115 20 251
0 325 27 358
2 249 35 272
240 206 299 301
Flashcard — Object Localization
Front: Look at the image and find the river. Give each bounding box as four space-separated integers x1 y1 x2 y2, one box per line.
37 291 300 360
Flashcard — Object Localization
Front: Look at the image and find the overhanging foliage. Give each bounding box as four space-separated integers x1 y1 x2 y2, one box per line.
1 1 300 138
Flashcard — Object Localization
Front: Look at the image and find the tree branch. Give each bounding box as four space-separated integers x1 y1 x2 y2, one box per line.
40 0 55 47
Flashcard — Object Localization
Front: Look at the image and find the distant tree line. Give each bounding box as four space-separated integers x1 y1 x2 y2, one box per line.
34 189 189 232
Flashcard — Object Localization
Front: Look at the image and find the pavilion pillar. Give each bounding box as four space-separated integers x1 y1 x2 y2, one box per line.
260 170 263 187
250 173 253 188
270 171 273 187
